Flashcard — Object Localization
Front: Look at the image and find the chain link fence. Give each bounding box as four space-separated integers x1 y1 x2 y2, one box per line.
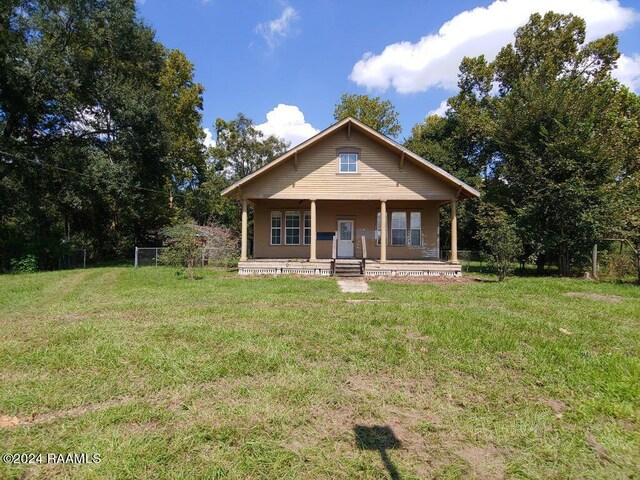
59 249 87 269
134 247 235 268
134 247 165 268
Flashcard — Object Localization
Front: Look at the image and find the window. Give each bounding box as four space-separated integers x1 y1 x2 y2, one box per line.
271 212 282 245
285 211 300 245
338 153 358 173
303 212 311 245
391 212 407 246
410 212 421 246
376 212 385 245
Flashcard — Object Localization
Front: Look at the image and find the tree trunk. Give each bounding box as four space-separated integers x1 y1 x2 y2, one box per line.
536 255 546 275
558 250 570 277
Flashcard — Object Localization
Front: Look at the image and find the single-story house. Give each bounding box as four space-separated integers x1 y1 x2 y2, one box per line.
221 116 480 276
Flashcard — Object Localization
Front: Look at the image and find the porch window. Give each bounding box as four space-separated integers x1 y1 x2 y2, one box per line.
338 153 358 173
410 212 421 246
376 212 386 245
391 212 407 246
285 211 300 245
303 211 311 245
271 212 282 245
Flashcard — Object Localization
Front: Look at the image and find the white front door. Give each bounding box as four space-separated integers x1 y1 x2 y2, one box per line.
337 220 354 258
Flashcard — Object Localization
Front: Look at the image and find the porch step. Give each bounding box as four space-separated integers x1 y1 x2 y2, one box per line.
334 261 363 277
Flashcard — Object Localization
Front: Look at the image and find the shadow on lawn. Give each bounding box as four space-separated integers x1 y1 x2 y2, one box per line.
354 425 402 480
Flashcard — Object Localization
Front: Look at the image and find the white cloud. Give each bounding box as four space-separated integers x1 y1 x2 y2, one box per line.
612 53 640 91
256 104 319 147
255 6 299 49
428 100 449 117
350 0 639 94
202 127 215 148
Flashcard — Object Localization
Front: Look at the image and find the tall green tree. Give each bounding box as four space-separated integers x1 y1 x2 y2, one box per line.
0 0 207 269
158 49 206 196
404 114 482 250
211 113 289 182
181 113 289 231
489 13 636 275
407 12 640 275
333 93 401 137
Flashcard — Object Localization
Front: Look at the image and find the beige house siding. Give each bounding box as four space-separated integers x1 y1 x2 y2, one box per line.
242 129 457 201
254 200 440 260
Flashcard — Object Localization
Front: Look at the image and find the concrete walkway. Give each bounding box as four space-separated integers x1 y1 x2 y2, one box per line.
337 278 371 293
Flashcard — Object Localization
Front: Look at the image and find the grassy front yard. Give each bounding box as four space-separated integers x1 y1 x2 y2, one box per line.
0 267 638 479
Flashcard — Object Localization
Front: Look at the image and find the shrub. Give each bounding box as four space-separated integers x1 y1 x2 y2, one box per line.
476 204 523 282
10 255 38 273
203 223 239 268
599 251 636 278
159 223 202 279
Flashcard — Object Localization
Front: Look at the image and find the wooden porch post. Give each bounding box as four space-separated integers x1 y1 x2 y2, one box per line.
450 198 458 264
380 200 387 262
310 199 317 261
240 198 248 262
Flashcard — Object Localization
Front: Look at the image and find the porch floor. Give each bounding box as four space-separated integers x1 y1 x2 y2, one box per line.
238 258 461 277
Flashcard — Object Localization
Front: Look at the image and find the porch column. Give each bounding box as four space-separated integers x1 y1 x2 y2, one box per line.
450 198 458 264
310 199 317 261
380 200 387 262
240 198 248 261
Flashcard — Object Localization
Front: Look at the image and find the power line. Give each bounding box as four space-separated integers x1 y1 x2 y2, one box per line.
0 149 191 198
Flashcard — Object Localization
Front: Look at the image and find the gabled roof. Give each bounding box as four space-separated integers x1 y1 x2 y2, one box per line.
221 116 480 199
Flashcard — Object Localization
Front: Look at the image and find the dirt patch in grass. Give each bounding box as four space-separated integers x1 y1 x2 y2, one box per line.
368 275 478 285
0 395 136 429
540 398 568 419
586 432 613 464
405 332 433 342
345 299 383 304
454 444 506 479
565 292 623 303
0 374 279 430
0 415 21 428
343 373 435 401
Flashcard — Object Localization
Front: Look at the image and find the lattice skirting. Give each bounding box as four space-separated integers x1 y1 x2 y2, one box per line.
368 270 461 277
239 267 460 277
239 267 332 276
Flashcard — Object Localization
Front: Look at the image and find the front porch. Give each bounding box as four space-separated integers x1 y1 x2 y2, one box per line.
241 198 462 270
237 258 462 277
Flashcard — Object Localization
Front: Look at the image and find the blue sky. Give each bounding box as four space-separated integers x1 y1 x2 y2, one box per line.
137 0 640 146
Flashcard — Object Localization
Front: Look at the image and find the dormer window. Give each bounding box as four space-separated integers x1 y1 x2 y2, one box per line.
338 152 358 173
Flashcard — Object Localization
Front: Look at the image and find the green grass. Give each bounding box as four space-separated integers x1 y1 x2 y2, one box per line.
0 267 638 479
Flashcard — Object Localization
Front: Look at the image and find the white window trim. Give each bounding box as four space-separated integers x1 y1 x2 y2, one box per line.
270 211 282 246
409 211 422 247
338 152 359 174
303 211 311 245
285 211 301 245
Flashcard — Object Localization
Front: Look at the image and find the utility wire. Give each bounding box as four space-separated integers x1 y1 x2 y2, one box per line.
0 149 192 198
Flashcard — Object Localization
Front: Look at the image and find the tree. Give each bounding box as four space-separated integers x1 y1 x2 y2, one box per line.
333 93 401 137
158 49 206 199
476 204 523 281
409 12 640 276
0 1 209 269
491 13 635 275
404 110 484 252
211 113 288 182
